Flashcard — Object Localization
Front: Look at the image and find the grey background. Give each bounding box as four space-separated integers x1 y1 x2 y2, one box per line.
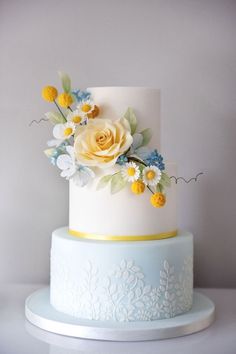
0 0 235 287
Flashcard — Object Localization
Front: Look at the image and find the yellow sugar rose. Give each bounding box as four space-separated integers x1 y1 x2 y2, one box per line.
74 118 133 168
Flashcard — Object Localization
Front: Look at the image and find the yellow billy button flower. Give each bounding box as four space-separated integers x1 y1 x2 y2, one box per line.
131 180 145 195
57 92 73 108
42 86 58 102
150 192 166 208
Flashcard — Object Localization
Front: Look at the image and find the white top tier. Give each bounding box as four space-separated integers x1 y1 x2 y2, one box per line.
88 87 161 151
69 87 177 238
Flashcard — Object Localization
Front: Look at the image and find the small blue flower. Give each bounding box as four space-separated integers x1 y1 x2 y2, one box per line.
116 154 128 166
72 89 91 103
144 149 165 171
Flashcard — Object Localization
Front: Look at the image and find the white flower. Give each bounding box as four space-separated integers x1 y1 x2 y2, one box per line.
122 162 140 182
67 110 85 125
77 99 99 119
53 122 75 140
56 145 95 186
73 166 95 187
77 99 94 115
142 165 162 186
47 139 63 147
56 146 76 179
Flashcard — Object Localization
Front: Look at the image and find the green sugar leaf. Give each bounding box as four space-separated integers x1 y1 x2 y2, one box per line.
96 174 113 191
58 71 71 93
45 111 66 124
140 128 152 146
124 107 137 135
44 148 54 158
156 183 164 193
160 172 171 187
110 173 127 194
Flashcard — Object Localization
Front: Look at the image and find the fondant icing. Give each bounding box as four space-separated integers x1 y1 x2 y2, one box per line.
50 228 193 321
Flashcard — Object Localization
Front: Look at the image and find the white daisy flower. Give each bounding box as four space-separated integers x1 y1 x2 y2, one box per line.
77 99 93 113
122 162 140 182
53 122 75 141
142 165 162 186
77 99 99 118
67 109 85 125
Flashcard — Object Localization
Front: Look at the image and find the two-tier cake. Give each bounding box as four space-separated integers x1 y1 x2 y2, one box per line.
51 87 193 321
25 73 214 340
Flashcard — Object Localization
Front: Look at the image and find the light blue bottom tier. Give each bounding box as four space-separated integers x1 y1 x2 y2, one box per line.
50 228 193 322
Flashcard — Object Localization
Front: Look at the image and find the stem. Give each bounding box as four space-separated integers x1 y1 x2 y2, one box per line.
147 185 154 194
128 156 147 167
68 106 73 112
53 100 66 120
112 171 120 177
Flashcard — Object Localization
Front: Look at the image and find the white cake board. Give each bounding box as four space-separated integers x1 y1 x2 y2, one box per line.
25 287 215 342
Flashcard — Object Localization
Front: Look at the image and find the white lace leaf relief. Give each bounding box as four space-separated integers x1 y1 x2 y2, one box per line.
51 251 193 322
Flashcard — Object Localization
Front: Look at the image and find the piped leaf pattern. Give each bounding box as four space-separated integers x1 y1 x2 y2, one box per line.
51 253 193 322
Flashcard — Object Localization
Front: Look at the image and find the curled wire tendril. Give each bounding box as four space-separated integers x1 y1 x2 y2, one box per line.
170 172 203 184
29 118 49 127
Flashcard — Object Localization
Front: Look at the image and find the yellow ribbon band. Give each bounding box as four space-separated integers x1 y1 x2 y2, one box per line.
69 229 178 242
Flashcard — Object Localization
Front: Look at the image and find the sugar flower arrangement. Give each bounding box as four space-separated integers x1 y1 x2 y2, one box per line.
42 73 171 208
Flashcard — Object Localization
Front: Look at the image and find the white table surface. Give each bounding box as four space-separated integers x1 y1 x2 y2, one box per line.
0 285 235 354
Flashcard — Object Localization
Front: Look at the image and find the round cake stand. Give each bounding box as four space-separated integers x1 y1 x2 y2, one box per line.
25 287 215 342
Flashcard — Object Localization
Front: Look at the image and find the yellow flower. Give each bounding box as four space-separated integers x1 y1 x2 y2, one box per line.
42 86 58 102
150 192 166 208
87 105 99 119
57 93 73 108
131 180 145 194
74 118 133 168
